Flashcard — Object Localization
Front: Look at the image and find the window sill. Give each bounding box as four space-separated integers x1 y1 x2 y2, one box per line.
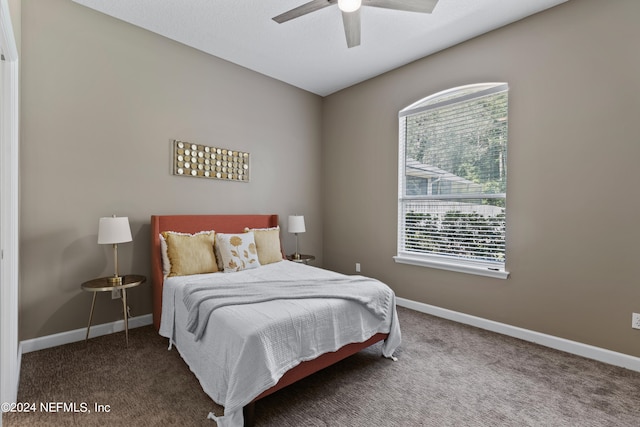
393 255 510 279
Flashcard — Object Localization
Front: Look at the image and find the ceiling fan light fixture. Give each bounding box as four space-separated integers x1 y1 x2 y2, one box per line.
338 0 362 13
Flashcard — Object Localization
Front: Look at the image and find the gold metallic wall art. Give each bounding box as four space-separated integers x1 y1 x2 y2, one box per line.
172 140 250 182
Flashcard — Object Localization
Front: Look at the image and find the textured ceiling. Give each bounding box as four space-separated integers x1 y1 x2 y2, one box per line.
72 0 567 96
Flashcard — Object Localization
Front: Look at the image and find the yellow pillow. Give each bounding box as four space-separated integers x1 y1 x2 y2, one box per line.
245 226 283 265
162 231 218 277
216 232 261 272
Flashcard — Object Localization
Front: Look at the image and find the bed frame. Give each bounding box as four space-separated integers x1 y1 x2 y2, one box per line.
150 214 388 425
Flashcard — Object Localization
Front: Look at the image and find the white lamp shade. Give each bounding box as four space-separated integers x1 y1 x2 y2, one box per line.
338 0 361 13
288 215 306 234
98 217 132 244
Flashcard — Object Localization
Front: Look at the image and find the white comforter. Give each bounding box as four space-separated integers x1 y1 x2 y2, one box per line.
159 261 401 427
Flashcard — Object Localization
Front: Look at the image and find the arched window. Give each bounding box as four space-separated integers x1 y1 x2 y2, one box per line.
395 83 509 279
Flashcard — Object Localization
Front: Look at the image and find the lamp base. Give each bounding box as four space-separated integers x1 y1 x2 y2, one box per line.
293 253 301 260
107 275 123 285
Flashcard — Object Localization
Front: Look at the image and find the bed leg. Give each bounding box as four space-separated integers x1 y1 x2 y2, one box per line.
243 402 255 427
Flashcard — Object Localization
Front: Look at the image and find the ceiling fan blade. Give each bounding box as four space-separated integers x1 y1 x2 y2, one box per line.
273 0 333 24
364 0 438 14
341 9 361 48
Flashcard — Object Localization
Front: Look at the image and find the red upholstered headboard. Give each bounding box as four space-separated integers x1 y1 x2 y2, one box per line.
150 214 280 331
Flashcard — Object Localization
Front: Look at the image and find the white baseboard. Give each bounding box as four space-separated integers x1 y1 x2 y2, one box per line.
20 314 153 354
396 297 640 373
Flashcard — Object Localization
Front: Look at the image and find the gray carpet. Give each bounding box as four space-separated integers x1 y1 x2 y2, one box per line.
4 306 640 426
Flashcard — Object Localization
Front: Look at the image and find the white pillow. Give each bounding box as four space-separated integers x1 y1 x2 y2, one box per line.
216 232 261 272
159 233 170 277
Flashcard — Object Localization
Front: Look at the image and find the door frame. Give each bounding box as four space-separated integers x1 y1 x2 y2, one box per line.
0 0 20 411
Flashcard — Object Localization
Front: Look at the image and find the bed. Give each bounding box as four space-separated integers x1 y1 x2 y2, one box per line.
151 214 401 427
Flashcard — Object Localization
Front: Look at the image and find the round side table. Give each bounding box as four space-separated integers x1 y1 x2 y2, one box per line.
286 254 316 265
81 274 146 347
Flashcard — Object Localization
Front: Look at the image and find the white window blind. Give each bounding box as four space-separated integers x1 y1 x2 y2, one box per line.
395 83 509 278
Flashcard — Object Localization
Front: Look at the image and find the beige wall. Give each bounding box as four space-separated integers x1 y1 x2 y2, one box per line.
20 0 322 339
322 0 640 357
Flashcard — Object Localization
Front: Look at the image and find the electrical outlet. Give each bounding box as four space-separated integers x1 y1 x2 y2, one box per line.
633 313 640 330
355 263 361 273
112 288 121 300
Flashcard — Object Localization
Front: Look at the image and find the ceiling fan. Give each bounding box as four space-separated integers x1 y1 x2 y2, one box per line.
272 0 439 48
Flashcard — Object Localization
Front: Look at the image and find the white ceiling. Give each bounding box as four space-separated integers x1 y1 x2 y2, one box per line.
72 0 567 96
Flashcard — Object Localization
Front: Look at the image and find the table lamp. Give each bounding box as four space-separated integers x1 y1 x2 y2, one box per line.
288 215 306 260
98 215 132 284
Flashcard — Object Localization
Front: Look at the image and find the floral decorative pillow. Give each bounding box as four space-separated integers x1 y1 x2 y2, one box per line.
216 232 261 272
244 226 283 265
